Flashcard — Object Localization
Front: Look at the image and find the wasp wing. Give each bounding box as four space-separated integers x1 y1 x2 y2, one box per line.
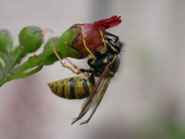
80 77 111 125
71 64 110 125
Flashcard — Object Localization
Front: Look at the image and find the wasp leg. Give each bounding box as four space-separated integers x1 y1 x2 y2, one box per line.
105 32 119 42
99 30 107 52
79 68 93 73
66 58 80 70
79 27 96 60
65 58 89 77
79 69 95 85
87 58 94 68
53 43 81 75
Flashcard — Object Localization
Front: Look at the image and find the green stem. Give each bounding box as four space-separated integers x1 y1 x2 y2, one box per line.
11 65 43 79
0 34 72 87
8 46 26 69
12 50 49 73
0 46 26 86
0 69 14 86
12 46 66 73
0 56 42 87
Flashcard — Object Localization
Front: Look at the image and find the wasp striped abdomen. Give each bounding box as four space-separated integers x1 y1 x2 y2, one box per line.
48 77 94 99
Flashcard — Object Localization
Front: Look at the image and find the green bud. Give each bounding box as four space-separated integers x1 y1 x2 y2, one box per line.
0 29 13 54
19 26 43 53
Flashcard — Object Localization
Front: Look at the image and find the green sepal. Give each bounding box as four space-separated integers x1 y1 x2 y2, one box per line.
55 27 82 59
0 29 13 54
19 26 43 53
41 37 59 65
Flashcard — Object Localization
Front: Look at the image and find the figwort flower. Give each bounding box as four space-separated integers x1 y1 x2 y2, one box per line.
70 16 122 57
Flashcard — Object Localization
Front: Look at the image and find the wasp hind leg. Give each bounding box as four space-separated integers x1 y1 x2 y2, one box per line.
52 43 81 75
66 58 89 77
66 58 80 70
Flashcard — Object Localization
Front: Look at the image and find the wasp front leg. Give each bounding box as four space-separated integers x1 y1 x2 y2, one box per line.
105 32 119 42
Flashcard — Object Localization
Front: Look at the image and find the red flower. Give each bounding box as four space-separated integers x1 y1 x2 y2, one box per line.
71 16 121 57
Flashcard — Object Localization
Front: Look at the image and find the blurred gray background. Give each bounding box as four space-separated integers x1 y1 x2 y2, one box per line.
0 0 185 139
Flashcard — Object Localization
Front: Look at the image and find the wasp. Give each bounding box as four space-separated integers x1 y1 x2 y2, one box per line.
52 16 122 75
48 32 123 125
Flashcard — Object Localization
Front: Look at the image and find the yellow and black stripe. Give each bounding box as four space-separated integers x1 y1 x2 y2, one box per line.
48 77 94 99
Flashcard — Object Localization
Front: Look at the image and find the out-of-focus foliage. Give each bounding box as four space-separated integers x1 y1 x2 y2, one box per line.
0 26 61 86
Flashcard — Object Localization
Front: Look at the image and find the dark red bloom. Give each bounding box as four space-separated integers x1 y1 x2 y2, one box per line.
71 16 122 57
95 16 122 30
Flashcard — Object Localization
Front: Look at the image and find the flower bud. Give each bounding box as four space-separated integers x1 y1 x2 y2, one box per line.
19 26 43 53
